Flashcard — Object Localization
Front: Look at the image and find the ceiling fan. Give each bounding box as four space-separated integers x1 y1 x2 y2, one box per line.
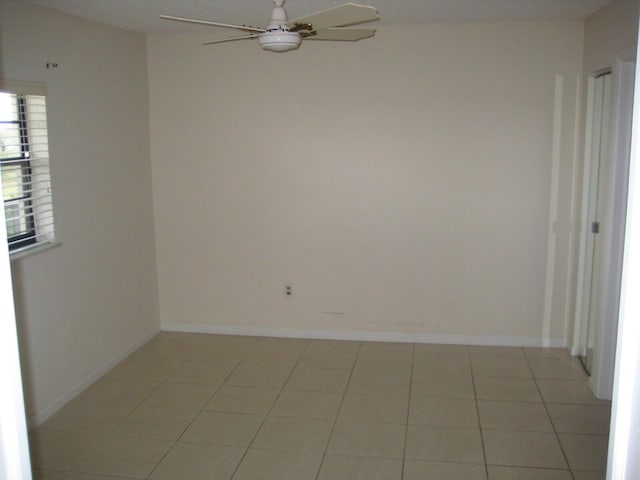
160 0 379 52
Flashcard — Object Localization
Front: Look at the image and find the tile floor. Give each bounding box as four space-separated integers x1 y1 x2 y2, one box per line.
29 333 612 480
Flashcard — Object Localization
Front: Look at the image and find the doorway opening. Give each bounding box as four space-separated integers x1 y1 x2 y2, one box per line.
573 53 636 400
577 70 612 374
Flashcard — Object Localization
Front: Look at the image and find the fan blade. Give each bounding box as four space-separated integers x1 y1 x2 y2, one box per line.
202 34 261 45
160 15 265 33
287 3 378 33
304 28 375 41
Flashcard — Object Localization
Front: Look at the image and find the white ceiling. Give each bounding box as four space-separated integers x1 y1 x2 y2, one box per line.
25 0 612 34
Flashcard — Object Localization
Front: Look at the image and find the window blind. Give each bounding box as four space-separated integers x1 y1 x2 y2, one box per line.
0 80 57 254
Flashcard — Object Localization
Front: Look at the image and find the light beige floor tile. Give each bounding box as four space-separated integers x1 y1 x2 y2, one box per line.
105 356 183 382
130 335 197 362
29 429 101 471
474 376 542 402
483 430 568 469
357 341 412 359
75 378 160 410
359 341 413 356
528 358 587 380
285 367 351 392
299 340 359 369
572 471 606 480
478 401 553 431
348 368 411 395
204 385 279 414
338 393 408 424
487 466 572 479
252 416 333 452
304 339 360 355
537 379 609 405
241 351 300 369
231 448 323 480
31 469 70 480
404 460 487 479
113 405 198 440
31 335 618 480
225 364 292 388
141 382 217 410
130 336 195 362
547 404 611 435
152 332 205 346
166 360 235 385
149 442 245 480
179 411 262 446
271 390 343 419
305 356 359 371
316 454 402 480
242 338 306 366
523 348 572 360
411 373 475 399
188 348 246 365
409 397 478 427
414 344 468 356
66 474 136 480
471 356 532 378
469 346 526 358
558 433 609 472
253 336 309 354
354 351 413 372
413 352 471 375
41 401 130 435
188 335 256 359
405 425 484 464
75 435 172 478
327 421 406 458
194 334 259 352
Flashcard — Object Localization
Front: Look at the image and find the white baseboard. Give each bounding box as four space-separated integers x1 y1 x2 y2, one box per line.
28 326 160 428
161 322 566 348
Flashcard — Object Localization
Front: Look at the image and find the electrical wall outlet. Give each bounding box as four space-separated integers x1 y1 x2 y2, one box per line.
284 283 293 296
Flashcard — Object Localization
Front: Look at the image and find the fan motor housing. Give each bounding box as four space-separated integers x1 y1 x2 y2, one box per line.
258 30 301 51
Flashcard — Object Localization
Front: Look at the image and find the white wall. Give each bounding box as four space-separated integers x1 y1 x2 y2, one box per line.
148 21 584 345
0 1 159 424
0 163 32 480
608 16 640 476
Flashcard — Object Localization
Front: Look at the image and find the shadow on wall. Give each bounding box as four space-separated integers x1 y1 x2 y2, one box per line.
9 262 37 419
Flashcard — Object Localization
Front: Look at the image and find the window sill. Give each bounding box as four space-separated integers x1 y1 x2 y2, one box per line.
10 241 61 261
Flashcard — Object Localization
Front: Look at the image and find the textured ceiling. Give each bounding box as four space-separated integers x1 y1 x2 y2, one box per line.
25 0 612 34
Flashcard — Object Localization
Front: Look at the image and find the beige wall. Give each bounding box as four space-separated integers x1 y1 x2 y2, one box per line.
0 2 593 422
0 1 158 423
148 21 584 345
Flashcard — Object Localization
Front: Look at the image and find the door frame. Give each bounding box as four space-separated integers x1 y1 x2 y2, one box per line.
572 46 636 400
590 49 636 399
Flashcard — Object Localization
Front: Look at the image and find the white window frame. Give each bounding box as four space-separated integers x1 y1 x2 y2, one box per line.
0 79 58 259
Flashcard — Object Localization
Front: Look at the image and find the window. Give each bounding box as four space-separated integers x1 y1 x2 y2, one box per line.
0 80 56 255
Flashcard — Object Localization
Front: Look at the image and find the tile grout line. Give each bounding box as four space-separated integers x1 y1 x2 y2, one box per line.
399 342 415 480
225 337 312 480
66 336 195 476
523 351 577 480
35 335 608 479
312 341 362 480
469 345 491 480
145 336 257 479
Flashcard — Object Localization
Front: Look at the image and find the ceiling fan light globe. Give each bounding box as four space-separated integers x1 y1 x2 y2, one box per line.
258 31 301 52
